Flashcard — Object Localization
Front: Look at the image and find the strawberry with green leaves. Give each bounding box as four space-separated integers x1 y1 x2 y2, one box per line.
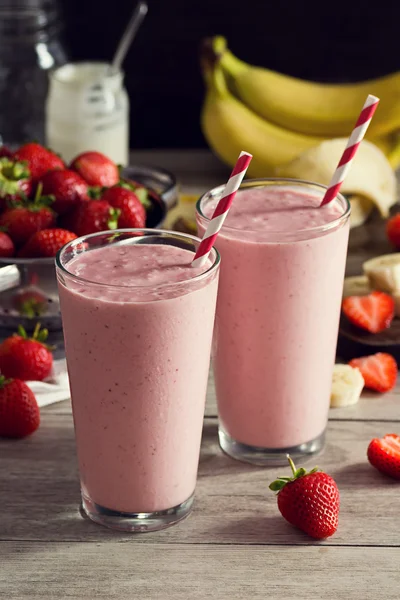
0 323 53 381
40 168 89 215
0 375 40 438
14 142 64 182
0 157 32 209
101 185 146 229
64 199 120 237
270 455 340 539
0 183 55 246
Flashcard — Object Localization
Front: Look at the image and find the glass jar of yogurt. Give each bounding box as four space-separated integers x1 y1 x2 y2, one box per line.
45 62 129 165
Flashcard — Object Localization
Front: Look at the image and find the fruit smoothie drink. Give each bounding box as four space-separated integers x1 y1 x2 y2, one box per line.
56 230 220 531
196 180 350 465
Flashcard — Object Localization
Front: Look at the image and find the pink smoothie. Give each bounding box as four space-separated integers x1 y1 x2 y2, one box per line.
198 184 349 449
58 242 219 513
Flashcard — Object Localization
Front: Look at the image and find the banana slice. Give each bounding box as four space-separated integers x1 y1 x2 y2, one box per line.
331 364 365 408
342 275 371 298
363 253 400 293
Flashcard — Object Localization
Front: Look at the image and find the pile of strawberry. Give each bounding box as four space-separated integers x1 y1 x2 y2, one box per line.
0 143 148 258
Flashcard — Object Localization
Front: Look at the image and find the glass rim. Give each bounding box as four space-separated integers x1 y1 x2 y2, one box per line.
196 177 351 236
55 228 221 291
50 61 124 85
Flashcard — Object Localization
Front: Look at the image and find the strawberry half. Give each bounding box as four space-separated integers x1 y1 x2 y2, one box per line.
269 456 340 539
0 375 40 438
349 353 398 393
342 291 394 333
0 323 53 381
367 434 400 479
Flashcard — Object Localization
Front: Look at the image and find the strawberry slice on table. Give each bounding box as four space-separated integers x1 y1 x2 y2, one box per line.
101 186 146 228
0 323 53 381
342 291 394 333
349 353 398 393
0 375 40 438
0 183 55 247
269 455 340 539
70 151 119 187
64 199 120 237
40 169 89 215
14 142 64 182
367 434 400 479
386 214 400 249
19 228 77 258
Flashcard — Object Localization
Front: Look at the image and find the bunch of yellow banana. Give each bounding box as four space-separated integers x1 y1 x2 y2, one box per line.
201 36 400 171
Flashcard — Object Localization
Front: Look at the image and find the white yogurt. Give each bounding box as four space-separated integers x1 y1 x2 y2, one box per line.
45 62 129 165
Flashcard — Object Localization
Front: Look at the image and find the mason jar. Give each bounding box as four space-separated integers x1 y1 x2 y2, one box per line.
45 62 129 165
0 1 68 146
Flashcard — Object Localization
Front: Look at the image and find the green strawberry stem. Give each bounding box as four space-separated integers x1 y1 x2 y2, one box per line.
108 207 121 230
0 374 12 388
16 323 52 348
269 454 320 493
0 158 30 198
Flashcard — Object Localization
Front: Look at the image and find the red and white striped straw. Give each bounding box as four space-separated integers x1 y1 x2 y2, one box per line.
320 94 380 206
192 151 252 267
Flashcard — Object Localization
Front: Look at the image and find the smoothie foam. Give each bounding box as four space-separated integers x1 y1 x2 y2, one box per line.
58 242 219 513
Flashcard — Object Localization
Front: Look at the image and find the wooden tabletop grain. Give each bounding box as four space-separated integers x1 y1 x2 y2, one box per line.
1 151 400 600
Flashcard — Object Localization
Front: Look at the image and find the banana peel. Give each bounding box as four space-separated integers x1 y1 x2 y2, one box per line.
277 138 397 221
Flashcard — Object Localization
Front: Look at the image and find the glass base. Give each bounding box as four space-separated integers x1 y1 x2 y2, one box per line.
81 491 194 532
218 427 325 466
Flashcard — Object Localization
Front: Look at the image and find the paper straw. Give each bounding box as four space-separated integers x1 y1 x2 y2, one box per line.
320 94 380 206
192 151 252 267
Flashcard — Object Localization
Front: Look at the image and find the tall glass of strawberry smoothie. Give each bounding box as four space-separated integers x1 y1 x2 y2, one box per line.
196 179 350 465
56 229 220 531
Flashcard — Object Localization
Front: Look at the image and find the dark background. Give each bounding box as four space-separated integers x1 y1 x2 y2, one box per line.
60 0 400 149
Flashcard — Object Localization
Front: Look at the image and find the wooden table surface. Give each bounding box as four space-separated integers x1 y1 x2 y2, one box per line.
1 151 400 600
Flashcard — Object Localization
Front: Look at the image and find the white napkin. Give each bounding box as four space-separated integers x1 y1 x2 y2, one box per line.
26 358 71 408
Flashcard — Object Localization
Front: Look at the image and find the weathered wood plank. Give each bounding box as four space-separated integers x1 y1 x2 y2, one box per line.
1 542 399 600
44 371 400 421
1 413 400 545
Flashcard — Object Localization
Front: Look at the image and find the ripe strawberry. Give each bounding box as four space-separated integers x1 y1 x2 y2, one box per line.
0 323 53 381
40 169 89 215
386 214 400 249
19 228 77 258
367 433 400 479
269 456 340 539
0 231 15 257
70 151 119 187
101 186 146 228
342 291 394 334
65 199 120 237
14 142 64 182
0 376 40 438
0 158 32 209
0 183 55 246
349 353 397 393
13 288 47 318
